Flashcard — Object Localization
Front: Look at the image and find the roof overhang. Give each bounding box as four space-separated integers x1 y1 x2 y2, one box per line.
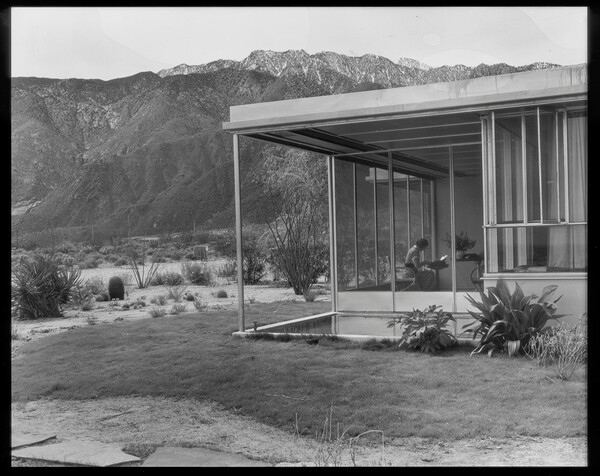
223 64 587 179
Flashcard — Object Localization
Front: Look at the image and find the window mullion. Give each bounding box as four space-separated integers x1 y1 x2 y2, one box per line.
521 113 528 224
563 111 570 224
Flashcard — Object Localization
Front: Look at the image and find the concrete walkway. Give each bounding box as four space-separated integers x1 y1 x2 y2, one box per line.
11 431 272 467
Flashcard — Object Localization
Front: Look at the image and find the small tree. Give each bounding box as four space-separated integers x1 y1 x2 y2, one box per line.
267 198 329 296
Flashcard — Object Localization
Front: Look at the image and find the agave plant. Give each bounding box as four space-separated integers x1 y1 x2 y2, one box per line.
388 304 457 354
462 279 562 357
11 254 82 320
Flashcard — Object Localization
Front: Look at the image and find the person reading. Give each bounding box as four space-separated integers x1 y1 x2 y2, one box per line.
403 238 435 290
405 238 431 270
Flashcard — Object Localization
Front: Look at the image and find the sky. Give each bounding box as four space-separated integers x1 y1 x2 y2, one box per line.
10 6 588 81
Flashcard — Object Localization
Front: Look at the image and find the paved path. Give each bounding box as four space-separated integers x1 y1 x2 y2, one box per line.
11 431 272 467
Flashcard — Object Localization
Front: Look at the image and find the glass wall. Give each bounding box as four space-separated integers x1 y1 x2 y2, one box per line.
335 158 434 291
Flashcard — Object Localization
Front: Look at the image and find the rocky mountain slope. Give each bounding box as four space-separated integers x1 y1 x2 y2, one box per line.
11 50 561 241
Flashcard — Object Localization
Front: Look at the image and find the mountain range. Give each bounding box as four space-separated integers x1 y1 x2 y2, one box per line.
11 49 561 242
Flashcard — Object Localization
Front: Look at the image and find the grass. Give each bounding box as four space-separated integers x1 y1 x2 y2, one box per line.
11 301 586 440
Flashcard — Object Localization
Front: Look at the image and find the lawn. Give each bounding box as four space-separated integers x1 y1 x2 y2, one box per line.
11 301 587 441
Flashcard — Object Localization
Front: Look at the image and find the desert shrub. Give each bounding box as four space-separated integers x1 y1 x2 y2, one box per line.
71 283 94 305
11 254 82 319
525 315 587 380
216 260 237 281
104 254 119 263
81 300 94 311
84 276 106 295
79 258 100 269
114 256 129 267
151 254 167 263
462 279 562 357
165 284 187 302
191 297 208 311
151 271 184 286
149 308 166 318
387 305 457 354
181 261 213 286
213 229 268 285
126 246 160 289
169 303 188 315
215 289 228 298
150 294 168 306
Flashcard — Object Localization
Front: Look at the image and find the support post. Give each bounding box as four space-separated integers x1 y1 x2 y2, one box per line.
388 153 396 311
233 134 245 332
328 156 337 312
449 146 457 313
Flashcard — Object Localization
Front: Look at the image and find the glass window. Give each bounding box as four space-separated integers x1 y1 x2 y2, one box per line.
567 111 587 223
525 113 541 222
486 224 587 273
486 107 587 274
494 116 523 223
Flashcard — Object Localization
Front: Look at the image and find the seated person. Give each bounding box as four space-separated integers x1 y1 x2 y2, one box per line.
403 238 435 291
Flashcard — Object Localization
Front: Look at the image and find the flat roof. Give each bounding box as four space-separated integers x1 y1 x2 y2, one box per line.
222 64 587 179
223 64 586 132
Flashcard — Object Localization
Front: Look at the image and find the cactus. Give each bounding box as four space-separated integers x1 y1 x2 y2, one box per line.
108 276 125 300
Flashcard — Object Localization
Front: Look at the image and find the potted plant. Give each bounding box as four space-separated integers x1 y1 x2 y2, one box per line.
443 231 476 259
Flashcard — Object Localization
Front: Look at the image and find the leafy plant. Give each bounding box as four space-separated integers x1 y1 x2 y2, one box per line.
11 254 82 320
442 231 476 252
462 279 562 357
387 305 457 353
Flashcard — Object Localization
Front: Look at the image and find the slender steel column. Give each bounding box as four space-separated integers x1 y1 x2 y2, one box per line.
537 107 544 223
406 175 411 247
233 134 245 332
449 146 457 313
353 163 358 289
388 153 396 310
373 167 379 285
328 156 338 312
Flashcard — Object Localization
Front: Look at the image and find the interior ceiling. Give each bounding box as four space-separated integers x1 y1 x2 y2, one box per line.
246 111 484 179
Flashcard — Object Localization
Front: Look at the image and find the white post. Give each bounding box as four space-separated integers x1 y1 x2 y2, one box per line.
233 134 245 332
328 156 337 312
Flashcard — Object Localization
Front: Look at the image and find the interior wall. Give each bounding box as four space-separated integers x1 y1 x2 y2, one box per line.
435 176 484 291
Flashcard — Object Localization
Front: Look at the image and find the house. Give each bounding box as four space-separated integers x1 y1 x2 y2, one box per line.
222 64 587 333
